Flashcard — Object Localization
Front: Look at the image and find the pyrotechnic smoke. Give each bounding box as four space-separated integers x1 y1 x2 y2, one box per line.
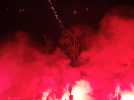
0 6 134 100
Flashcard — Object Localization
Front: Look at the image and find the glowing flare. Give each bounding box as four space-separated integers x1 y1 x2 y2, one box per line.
71 80 94 100
42 91 50 100
41 80 94 100
111 84 134 100
121 91 134 100
61 90 70 100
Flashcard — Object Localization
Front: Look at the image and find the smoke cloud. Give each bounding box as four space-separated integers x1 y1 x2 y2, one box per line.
0 6 134 100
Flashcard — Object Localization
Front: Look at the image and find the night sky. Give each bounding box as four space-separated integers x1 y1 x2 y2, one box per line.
0 0 133 42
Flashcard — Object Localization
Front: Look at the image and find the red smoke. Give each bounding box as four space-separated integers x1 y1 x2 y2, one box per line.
0 8 134 100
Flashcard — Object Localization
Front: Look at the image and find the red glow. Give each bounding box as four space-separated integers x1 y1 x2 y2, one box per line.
0 13 134 100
